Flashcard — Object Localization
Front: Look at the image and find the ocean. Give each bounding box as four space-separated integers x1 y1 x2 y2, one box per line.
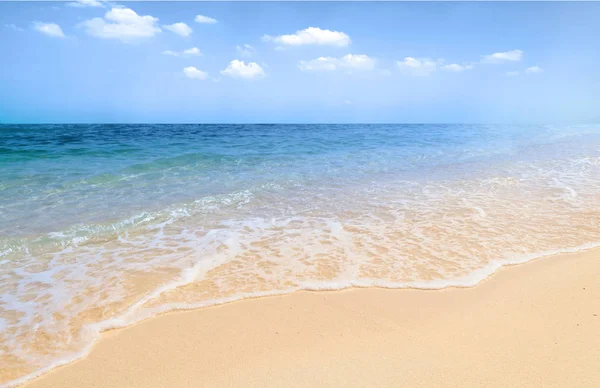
1 123 600 385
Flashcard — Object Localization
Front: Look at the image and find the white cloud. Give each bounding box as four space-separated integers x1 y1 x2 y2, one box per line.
396 57 439 76
162 47 201 57
183 47 201 56
506 66 543 77
397 58 476 75
379 69 392 77
441 63 473 72
525 66 543 74
340 54 375 71
78 7 161 42
481 49 523 64
298 57 337 72
33 22 65 38
5 24 24 32
183 66 208 80
236 44 256 57
195 15 217 24
298 54 375 72
263 27 350 47
163 22 192 37
221 60 265 79
66 0 105 8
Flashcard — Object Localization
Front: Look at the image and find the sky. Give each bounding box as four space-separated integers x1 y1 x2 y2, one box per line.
1 1 599 124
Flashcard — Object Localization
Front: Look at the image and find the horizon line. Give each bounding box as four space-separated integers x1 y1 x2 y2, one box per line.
2 122 599 125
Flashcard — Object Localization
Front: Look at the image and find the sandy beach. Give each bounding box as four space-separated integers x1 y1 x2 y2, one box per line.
20 248 599 388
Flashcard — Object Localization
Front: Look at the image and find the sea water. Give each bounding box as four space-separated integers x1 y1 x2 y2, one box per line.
1 124 600 385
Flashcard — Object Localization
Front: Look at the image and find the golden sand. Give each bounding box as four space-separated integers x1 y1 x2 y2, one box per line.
23 248 600 388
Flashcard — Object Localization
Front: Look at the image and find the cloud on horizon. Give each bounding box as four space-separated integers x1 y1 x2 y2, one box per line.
162 47 201 57
396 57 440 76
298 54 375 72
263 27 351 47
441 63 474 72
481 49 523 64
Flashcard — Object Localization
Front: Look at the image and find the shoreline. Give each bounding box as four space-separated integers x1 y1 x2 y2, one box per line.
18 247 600 388
5 242 598 388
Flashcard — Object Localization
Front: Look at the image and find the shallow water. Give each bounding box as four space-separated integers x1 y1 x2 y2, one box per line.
1 124 600 385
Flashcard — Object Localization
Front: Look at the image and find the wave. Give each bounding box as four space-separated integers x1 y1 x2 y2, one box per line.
3 240 599 388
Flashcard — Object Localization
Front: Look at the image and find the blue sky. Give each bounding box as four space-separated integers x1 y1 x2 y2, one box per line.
1 1 599 123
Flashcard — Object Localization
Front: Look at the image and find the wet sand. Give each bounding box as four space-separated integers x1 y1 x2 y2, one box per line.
23 248 600 388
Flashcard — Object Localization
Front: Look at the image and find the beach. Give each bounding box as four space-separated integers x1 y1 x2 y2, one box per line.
3 124 600 386
21 248 599 388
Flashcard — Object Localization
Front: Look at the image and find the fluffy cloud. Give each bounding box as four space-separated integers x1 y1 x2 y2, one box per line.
339 54 375 71
221 60 265 79
183 66 208 80
66 0 105 7
162 47 201 57
236 44 256 57
33 22 65 38
79 7 161 42
481 50 523 64
396 57 439 76
195 15 217 24
298 54 375 72
441 63 473 72
163 22 192 37
263 27 350 47
505 71 520 77
525 66 543 74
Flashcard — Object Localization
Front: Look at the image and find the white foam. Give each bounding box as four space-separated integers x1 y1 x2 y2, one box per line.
4 239 600 388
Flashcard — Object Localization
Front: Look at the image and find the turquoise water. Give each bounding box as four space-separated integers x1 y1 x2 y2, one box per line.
2 124 600 385
1 124 591 235
0 124 531 235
